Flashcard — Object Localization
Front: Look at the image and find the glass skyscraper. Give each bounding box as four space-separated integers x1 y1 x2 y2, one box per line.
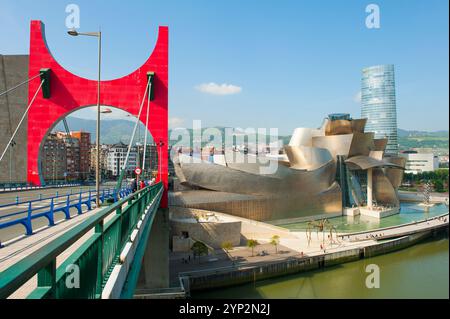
361 64 398 155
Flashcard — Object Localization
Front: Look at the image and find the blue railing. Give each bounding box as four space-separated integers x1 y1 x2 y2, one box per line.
0 182 83 193
0 187 129 208
0 187 133 247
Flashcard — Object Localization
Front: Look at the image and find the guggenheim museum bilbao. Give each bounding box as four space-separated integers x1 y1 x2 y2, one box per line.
170 113 406 222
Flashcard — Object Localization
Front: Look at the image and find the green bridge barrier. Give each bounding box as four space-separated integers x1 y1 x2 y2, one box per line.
0 182 163 299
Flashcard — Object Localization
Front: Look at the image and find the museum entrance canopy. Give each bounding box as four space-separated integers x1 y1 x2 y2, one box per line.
345 155 405 171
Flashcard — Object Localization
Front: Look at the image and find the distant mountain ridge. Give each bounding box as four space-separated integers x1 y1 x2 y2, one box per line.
55 117 448 147
397 128 448 138
53 117 152 145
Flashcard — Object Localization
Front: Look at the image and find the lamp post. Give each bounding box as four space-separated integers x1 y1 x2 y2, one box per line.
158 140 164 182
68 29 102 207
9 140 16 183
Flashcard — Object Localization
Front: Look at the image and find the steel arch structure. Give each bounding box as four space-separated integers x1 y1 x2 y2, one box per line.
26 21 168 207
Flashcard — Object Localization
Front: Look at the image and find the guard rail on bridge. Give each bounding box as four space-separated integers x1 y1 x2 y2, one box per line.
0 182 84 193
0 187 132 245
0 182 163 299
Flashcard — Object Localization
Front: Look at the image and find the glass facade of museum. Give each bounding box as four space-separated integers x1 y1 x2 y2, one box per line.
361 64 398 155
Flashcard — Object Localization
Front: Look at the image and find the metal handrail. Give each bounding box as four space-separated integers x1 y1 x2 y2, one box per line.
0 186 124 208
0 182 163 299
337 212 449 238
0 187 131 215
0 187 133 239
0 182 84 193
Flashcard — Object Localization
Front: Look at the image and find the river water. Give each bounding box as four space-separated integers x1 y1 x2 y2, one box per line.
193 238 448 299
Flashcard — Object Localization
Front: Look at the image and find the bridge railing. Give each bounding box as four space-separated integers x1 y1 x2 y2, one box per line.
0 182 163 299
0 186 129 208
0 187 133 243
0 182 84 193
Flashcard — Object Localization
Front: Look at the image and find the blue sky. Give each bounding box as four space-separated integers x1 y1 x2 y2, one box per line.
0 0 448 134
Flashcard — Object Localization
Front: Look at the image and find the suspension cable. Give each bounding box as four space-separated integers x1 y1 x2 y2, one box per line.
122 77 152 171
0 73 42 98
141 81 152 177
0 79 45 163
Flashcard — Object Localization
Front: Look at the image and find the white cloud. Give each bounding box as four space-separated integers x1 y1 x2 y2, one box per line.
68 106 133 121
353 91 362 103
195 82 242 95
169 117 185 128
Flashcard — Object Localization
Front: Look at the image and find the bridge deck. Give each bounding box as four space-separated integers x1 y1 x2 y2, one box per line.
0 205 121 298
0 185 129 243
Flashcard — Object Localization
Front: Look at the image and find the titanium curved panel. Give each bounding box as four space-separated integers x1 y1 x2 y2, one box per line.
179 158 336 196
312 134 353 160
351 119 367 133
325 120 353 136
345 155 405 170
284 146 332 170
169 183 342 222
223 151 291 177
373 168 399 207
348 132 375 157
384 156 407 189
369 150 384 160
373 138 388 152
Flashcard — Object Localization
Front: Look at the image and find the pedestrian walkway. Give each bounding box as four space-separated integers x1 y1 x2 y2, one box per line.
0 206 109 298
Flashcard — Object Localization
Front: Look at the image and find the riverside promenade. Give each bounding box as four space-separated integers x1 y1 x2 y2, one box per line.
171 212 449 292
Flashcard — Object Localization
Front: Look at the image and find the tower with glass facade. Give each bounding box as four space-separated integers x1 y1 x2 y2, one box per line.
361 64 398 155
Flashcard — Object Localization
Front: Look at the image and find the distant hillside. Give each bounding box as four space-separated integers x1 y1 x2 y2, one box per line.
398 128 449 138
398 130 448 151
53 117 448 151
53 117 152 145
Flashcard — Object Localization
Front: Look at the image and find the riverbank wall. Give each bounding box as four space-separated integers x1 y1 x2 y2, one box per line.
399 191 449 204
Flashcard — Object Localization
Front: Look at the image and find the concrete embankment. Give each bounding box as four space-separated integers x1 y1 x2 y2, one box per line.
180 224 448 293
399 191 449 203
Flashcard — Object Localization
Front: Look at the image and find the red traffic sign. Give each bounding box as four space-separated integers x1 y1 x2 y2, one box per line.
134 167 142 175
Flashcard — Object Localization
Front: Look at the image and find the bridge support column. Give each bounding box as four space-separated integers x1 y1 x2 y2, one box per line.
367 168 373 209
138 208 169 289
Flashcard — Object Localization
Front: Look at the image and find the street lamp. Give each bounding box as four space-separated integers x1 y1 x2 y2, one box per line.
9 140 16 183
68 28 102 207
158 140 164 182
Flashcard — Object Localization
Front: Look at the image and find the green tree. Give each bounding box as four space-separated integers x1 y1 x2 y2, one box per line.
270 235 280 254
247 239 259 257
433 179 445 193
402 170 449 192
191 241 209 263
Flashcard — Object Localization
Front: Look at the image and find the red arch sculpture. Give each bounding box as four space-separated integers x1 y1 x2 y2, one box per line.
27 20 168 207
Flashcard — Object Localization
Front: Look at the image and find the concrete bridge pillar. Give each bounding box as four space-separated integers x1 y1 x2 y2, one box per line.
138 208 170 289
